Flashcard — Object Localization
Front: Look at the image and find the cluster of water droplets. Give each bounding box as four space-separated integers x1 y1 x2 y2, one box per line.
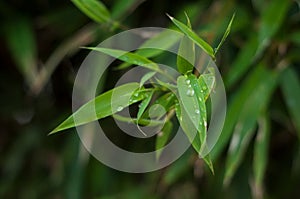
185 79 195 97
116 90 148 113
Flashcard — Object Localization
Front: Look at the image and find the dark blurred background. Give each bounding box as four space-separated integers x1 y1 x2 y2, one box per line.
1 0 300 198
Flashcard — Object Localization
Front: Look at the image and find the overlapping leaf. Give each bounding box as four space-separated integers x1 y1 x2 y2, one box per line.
224 67 277 185
167 14 215 60
84 47 161 72
50 83 150 134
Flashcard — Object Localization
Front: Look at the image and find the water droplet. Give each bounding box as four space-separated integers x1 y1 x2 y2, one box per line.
188 84 192 88
204 121 207 127
200 89 203 93
158 132 164 137
195 109 200 114
134 93 139 97
185 79 191 85
202 86 207 90
186 89 194 96
117 106 123 112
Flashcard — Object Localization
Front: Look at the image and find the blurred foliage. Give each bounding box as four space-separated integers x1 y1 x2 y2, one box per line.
1 0 300 199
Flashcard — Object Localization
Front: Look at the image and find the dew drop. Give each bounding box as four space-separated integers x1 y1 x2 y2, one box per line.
186 89 195 96
134 93 139 97
117 106 123 112
195 109 200 114
185 79 191 85
188 84 192 88
202 86 207 90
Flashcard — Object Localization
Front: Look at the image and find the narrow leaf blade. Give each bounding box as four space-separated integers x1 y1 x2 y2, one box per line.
50 83 148 134
280 67 300 139
167 14 215 60
253 113 270 195
84 47 160 72
215 13 235 54
71 0 111 24
156 121 173 159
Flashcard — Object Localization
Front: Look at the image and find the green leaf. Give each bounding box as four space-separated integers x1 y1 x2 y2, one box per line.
147 92 176 119
253 113 270 193
140 72 156 87
167 14 215 60
113 114 165 126
258 0 289 48
84 47 161 72
50 83 149 134
215 13 235 54
225 34 259 88
280 67 300 139
137 90 154 121
211 64 271 160
155 121 173 160
176 14 195 74
4 17 37 86
224 124 257 186
71 0 111 24
187 74 207 152
176 75 213 172
224 67 277 185
198 73 215 101
163 150 192 186
111 0 144 20
154 78 177 92
117 30 181 70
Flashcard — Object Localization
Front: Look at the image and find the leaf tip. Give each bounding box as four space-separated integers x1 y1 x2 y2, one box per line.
166 13 173 20
47 129 58 136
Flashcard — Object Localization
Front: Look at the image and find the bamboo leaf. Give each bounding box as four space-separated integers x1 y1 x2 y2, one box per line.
154 78 177 92
111 0 144 20
215 13 235 54
4 17 37 86
113 114 165 126
280 67 300 139
198 73 215 101
71 0 111 24
140 72 156 87
147 92 176 119
253 113 270 195
177 13 195 74
167 14 215 60
137 90 154 121
155 121 173 159
211 64 272 161
50 83 149 134
225 34 259 88
117 30 181 70
258 0 289 47
176 75 213 172
84 47 160 72
224 68 277 185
